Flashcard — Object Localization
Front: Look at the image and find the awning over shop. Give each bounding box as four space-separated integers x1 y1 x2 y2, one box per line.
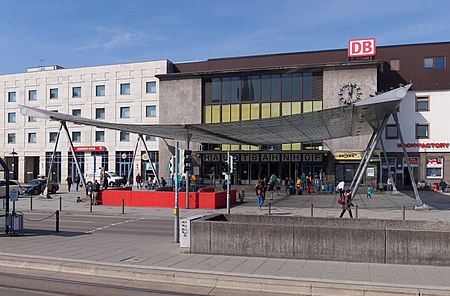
18 84 411 146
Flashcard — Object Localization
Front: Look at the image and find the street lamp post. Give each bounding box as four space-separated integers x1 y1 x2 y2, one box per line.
11 149 18 180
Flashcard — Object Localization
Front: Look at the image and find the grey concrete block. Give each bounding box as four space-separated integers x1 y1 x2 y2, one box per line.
191 221 211 254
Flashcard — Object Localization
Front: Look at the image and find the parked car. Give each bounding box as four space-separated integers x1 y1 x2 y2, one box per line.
0 180 24 197
22 179 59 195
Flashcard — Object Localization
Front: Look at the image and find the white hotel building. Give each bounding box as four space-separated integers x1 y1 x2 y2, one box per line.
1 60 170 183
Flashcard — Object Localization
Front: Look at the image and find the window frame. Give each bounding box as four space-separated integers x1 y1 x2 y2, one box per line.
95 107 106 119
28 89 37 101
50 88 59 99
120 83 130 95
7 133 16 144
385 124 398 139
7 112 16 123
28 116 37 122
146 81 157 93
415 96 429 112
72 131 82 143
145 105 156 118
415 123 429 139
72 86 82 98
28 132 37 144
72 109 81 117
95 131 105 142
120 106 130 118
120 131 130 142
8 91 16 102
96 85 105 97
49 132 58 143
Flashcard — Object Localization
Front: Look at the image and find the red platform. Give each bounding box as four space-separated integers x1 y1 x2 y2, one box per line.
98 187 236 209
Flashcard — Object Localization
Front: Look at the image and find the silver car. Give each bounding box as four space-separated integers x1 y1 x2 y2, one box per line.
0 180 24 198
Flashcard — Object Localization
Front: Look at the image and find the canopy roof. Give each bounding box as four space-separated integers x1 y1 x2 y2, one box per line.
18 84 411 146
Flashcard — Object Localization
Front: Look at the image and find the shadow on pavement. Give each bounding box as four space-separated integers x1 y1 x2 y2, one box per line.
21 229 90 237
401 190 450 210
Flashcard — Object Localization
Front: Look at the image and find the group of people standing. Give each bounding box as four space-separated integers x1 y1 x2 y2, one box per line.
255 174 282 209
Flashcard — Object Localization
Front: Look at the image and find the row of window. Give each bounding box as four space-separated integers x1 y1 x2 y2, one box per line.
6 81 157 102
385 123 429 139
389 56 446 71
210 72 315 104
6 105 157 123
6 132 156 144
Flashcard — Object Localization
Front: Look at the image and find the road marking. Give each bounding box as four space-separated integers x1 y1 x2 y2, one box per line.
85 218 144 234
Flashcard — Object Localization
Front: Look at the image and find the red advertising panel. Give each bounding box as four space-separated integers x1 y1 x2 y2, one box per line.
348 38 376 57
71 146 106 152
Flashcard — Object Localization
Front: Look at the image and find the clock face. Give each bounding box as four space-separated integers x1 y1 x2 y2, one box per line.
338 83 362 105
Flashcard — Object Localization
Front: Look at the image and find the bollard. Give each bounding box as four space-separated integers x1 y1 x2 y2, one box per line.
402 205 406 220
122 198 125 214
310 203 314 217
90 197 93 213
268 202 272 215
355 205 358 219
56 210 60 233
59 196 62 211
30 195 33 211
241 189 245 202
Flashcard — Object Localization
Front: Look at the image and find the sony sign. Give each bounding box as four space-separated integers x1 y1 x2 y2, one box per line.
348 38 376 57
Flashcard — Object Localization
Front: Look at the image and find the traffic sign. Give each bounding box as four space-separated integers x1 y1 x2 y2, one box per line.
10 189 19 202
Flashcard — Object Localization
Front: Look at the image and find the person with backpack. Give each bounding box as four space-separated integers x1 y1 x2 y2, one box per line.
339 189 354 218
268 178 275 200
260 177 268 199
255 181 264 209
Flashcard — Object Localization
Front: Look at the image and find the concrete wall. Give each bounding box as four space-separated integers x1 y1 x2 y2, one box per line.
191 214 450 266
158 78 202 179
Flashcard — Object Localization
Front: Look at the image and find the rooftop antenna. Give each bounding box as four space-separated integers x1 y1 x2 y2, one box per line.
39 59 45 71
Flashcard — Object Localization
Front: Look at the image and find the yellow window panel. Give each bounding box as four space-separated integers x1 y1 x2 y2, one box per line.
303 101 313 113
292 102 301 114
282 102 291 116
241 144 250 150
251 103 260 120
313 101 323 111
222 144 230 151
241 104 250 121
230 144 240 150
292 143 301 150
250 145 259 151
282 143 291 150
204 106 211 124
231 104 240 122
271 102 280 117
211 105 220 123
222 105 231 122
261 103 271 119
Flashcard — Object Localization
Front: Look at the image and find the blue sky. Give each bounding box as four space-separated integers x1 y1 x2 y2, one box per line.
1 0 450 74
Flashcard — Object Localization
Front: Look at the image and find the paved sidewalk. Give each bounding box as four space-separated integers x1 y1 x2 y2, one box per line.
2 187 450 295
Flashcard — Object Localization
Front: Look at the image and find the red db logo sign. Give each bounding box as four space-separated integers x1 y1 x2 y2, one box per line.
348 38 376 57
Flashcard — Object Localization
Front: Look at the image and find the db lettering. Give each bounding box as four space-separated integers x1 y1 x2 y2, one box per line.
348 38 376 57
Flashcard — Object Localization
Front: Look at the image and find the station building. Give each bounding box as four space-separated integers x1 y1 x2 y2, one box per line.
1 41 450 189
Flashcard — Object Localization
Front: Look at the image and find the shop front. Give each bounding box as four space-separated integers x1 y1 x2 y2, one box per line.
334 151 380 189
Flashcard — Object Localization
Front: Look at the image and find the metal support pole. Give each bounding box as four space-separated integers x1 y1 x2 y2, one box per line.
355 205 359 219
63 122 87 191
351 115 389 201
59 196 62 211
241 189 245 203
310 203 314 217
226 151 231 214
268 203 272 215
30 195 33 211
90 199 92 213
44 123 63 197
185 132 192 209
402 205 406 220
379 137 398 192
350 131 377 190
393 113 425 209
127 137 141 187
174 141 180 243
122 198 125 214
140 135 161 187
56 210 60 233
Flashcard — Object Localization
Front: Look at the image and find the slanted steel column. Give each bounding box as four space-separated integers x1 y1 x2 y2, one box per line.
349 130 377 191
379 137 398 192
0 157 10 233
393 112 425 208
139 135 160 187
62 122 87 191
43 123 63 197
127 136 141 187
350 115 389 200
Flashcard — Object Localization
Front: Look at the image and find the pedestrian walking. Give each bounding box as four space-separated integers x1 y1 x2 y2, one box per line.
339 189 354 218
336 180 345 198
160 177 167 187
367 184 373 198
66 175 72 192
255 181 264 209
275 177 281 195
261 177 268 199
268 178 275 200
301 173 307 191
75 175 80 192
